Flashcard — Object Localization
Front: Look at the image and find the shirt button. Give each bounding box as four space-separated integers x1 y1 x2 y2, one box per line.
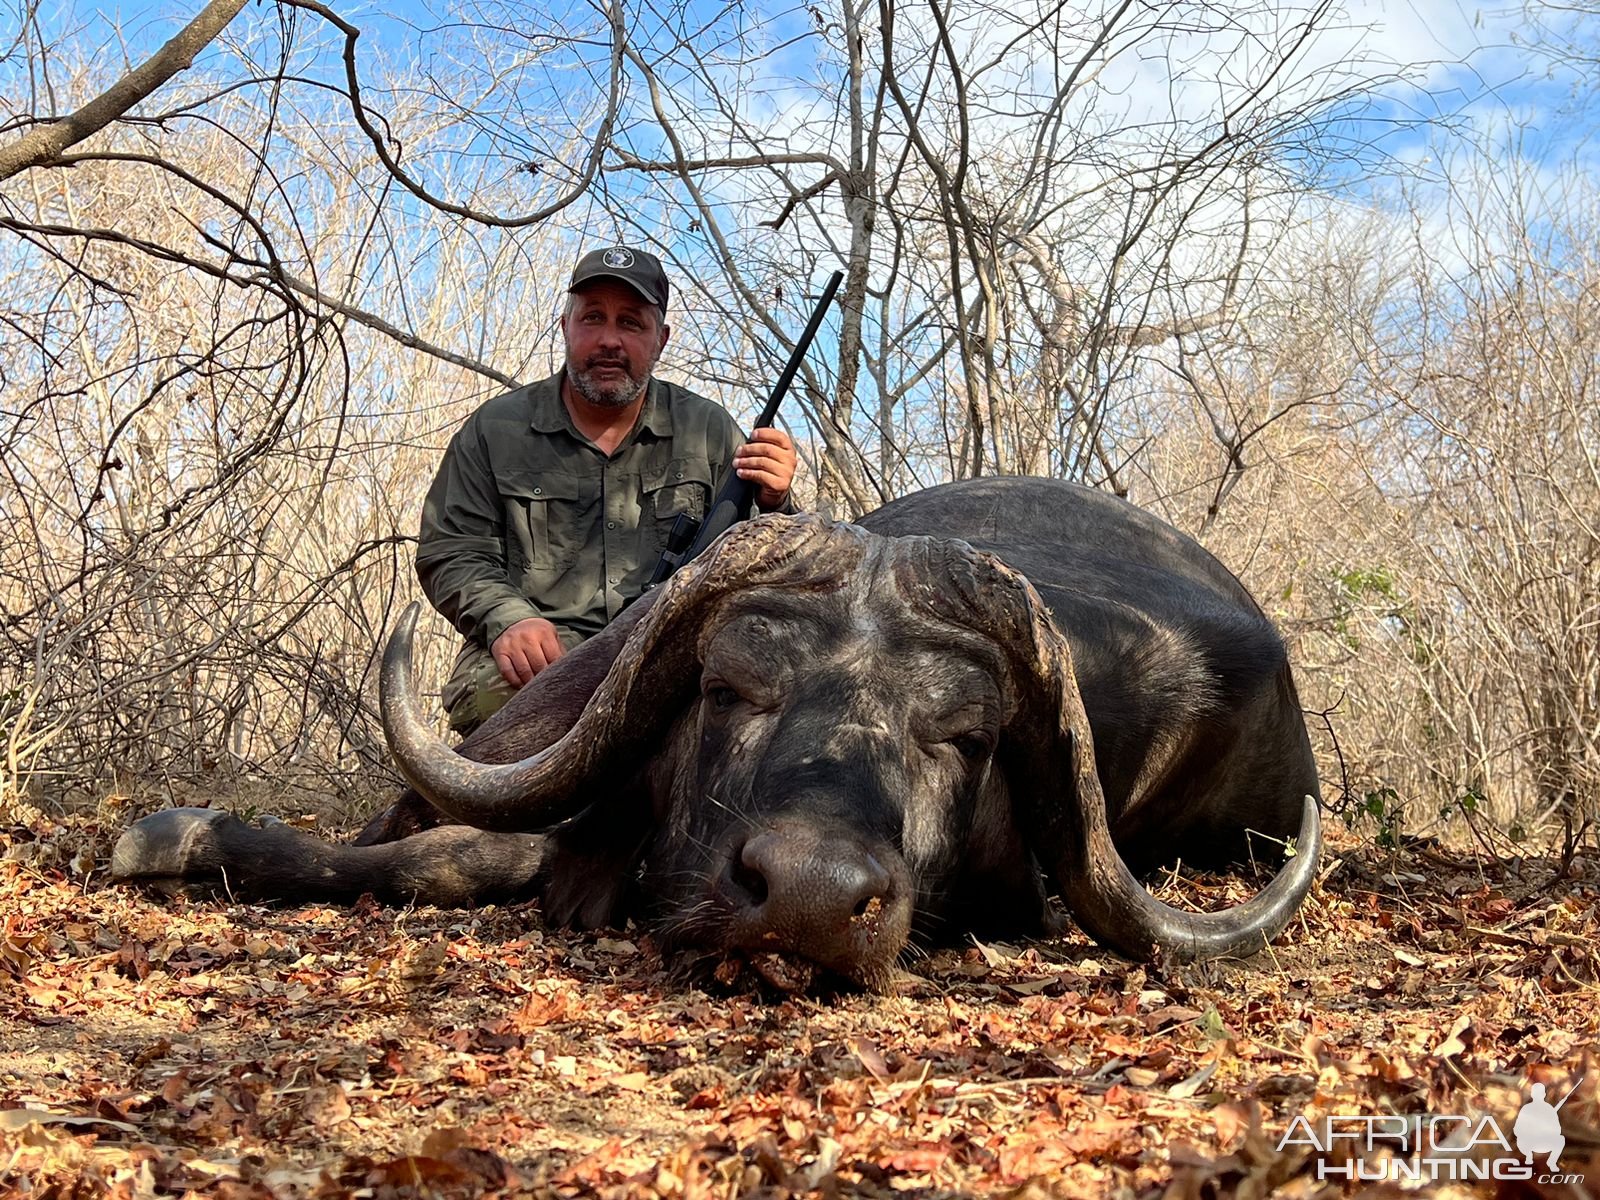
606 521 616 529
675 471 683 479
608 576 618 585
533 487 543 495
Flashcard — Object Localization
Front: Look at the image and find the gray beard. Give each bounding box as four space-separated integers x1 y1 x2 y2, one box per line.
570 361 649 409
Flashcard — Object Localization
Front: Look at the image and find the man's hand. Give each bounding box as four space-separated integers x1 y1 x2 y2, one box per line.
491 617 565 687
734 427 797 510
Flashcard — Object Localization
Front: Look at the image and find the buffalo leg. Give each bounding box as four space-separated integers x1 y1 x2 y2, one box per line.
112 808 545 907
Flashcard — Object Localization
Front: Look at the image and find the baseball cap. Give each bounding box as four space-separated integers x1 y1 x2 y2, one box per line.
568 246 669 310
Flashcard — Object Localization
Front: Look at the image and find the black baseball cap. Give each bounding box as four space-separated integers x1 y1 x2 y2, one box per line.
568 246 669 311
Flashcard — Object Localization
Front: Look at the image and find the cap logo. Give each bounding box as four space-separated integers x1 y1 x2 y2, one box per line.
602 248 635 268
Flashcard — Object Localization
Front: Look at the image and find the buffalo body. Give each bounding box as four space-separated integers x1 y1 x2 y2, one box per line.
114 478 1321 989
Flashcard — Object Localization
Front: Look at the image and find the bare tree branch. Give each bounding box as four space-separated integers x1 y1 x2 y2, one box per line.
280 0 623 228
0 0 250 182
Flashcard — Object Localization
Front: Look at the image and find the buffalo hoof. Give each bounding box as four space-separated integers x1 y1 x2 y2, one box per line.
111 807 242 883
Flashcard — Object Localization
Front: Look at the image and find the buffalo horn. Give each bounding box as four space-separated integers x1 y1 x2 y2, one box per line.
919 540 1321 963
380 516 863 831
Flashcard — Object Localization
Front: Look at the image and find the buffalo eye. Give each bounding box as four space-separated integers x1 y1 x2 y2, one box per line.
947 732 993 762
705 684 742 712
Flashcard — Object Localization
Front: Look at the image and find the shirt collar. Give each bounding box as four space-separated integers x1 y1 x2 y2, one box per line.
637 379 674 438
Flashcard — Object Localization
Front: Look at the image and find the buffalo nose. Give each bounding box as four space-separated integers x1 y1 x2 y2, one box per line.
730 828 893 931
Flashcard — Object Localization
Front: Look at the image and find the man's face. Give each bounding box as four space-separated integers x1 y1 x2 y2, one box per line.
563 280 669 409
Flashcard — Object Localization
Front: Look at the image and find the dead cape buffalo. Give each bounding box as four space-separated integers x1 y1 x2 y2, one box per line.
113 477 1322 991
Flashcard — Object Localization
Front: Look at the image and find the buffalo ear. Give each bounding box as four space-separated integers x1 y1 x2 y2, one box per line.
948 775 1062 938
351 790 447 846
538 790 654 930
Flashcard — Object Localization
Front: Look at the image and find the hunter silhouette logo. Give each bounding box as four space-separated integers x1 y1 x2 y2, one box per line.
1279 1075 1586 1184
1514 1080 1579 1170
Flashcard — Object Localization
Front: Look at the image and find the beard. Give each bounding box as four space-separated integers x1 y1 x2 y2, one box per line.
568 353 651 409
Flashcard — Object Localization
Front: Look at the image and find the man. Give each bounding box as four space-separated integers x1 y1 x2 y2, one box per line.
417 246 798 734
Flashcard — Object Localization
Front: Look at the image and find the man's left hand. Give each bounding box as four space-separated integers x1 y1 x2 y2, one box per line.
734 427 797 510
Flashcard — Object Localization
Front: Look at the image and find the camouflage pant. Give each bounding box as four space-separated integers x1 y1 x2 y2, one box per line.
440 629 586 736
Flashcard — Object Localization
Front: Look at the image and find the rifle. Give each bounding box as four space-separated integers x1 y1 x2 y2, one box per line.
645 268 844 590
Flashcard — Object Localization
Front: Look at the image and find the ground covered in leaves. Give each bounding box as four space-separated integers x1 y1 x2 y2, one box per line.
2 804 1597 1198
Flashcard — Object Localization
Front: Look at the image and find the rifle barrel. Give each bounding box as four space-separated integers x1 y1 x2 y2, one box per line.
643 267 843 589
754 269 844 429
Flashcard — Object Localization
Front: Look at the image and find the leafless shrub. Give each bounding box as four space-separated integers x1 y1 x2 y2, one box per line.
1131 150 1599 855
0 20 588 809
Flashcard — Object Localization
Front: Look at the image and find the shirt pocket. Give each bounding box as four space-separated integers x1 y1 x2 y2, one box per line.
641 457 715 554
497 468 587 570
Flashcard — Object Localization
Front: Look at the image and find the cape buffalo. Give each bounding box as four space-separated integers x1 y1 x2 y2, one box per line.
113 477 1322 991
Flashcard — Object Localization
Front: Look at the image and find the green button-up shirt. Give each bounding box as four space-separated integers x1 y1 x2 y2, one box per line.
417 372 765 647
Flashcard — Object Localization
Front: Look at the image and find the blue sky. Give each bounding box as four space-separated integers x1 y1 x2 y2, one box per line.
17 0 1591 168
14 0 1592 289
8 0 1593 356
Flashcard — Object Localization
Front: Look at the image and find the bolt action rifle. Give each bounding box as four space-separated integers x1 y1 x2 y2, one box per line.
645 268 844 590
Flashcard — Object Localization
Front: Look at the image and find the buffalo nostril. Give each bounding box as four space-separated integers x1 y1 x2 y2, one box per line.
728 841 770 908
852 851 891 916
